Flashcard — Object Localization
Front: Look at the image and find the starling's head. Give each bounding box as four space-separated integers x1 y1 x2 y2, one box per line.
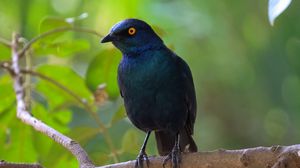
101 19 163 54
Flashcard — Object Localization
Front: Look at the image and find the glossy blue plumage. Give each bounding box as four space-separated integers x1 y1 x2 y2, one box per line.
101 19 197 166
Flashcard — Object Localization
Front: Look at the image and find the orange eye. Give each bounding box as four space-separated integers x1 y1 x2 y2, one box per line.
128 27 136 35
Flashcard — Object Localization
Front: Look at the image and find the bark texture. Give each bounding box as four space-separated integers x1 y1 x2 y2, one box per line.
97 145 300 168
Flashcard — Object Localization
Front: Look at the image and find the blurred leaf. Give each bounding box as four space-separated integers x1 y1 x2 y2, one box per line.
0 107 15 151
33 39 90 57
40 16 72 33
286 38 300 74
32 128 53 162
264 108 289 142
268 0 292 26
111 105 126 125
32 102 70 133
282 75 300 108
68 127 100 144
69 106 98 128
0 75 15 112
35 65 93 111
89 152 111 165
121 129 140 154
0 117 37 162
53 109 72 125
85 49 121 98
0 45 10 61
152 25 166 37
44 141 76 168
38 16 72 43
31 102 74 167
97 98 124 126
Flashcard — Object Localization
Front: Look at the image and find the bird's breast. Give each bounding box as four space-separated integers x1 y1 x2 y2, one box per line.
117 53 187 132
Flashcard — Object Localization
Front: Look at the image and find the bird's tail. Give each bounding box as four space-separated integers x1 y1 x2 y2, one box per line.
155 128 197 156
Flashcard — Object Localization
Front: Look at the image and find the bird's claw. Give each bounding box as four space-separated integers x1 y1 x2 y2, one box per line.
135 151 149 168
163 148 181 168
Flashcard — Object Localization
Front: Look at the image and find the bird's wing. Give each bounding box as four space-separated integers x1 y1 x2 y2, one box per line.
176 56 197 135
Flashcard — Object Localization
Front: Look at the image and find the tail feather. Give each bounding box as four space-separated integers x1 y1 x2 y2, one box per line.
155 128 197 156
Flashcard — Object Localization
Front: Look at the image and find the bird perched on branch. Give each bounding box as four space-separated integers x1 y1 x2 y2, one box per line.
101 19 197 168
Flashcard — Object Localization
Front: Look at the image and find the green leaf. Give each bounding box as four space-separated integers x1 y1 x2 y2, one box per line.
33 39 90 57
0 45 10 61
0 75 15 112
38 17 72 43
85 49 122 98
121 129 140 154
97 98 124 126
68 127 100 144
28 102 76 168
0 114 38 162
44 141 76 168
35 65 93 111
69 106 98 128
111 104 126 125
89 152 111 165
40 16 72 33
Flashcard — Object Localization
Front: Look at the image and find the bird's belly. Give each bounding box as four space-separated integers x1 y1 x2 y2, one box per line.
123 92 187 133
124 96 161 131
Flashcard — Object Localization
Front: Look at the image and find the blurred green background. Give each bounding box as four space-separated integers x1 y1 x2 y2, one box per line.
0 0 300 167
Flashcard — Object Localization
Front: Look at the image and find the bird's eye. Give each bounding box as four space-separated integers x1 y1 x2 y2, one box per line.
128 27 136 35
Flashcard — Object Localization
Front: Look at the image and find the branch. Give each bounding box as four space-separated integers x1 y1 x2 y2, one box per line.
0 161 43 168
18 27 102 58
9 33 95 168
18 69 120 162
96 145 300 168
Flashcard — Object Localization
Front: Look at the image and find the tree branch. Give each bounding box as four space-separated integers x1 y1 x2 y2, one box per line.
96 145 300 168
18 69 120 162
18 27 102 58
0 161 43 168
2 26 119 161
9 33 95 168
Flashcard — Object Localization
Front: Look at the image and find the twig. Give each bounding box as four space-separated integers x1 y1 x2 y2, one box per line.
19 69 119 162
21 69 86 107
96 145 300 168
2 26 119 162
18 27 102 58
10 33 95 168
0 161 43 168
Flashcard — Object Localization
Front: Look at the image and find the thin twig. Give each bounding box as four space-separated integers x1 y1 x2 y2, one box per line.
10 32 94 168
24 50 32 110
18 27 102 58
19 69 119 162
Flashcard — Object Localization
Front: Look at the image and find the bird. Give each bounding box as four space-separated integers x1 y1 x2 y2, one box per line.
101 19 197 168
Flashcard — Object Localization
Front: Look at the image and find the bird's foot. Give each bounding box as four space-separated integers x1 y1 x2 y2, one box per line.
163 147 181 168
135 151 150 168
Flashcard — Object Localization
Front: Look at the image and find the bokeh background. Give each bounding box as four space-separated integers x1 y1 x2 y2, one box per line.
0 0 300 167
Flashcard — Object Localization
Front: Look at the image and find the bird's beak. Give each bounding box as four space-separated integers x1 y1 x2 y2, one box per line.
100 33 113 43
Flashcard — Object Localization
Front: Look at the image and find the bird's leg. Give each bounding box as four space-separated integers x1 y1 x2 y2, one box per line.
163 133 181 168
135 131 151 168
